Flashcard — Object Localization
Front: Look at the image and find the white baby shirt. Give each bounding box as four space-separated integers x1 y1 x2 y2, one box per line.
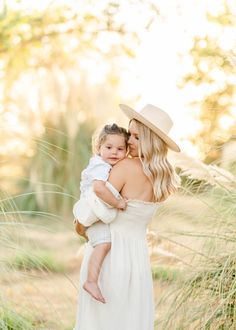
73 155 117 226
80 155 112 197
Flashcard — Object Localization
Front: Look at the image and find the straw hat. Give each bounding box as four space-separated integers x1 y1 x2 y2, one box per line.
119 103 180 152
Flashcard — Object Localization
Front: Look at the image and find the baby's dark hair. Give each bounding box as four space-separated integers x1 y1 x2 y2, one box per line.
92 123 129 154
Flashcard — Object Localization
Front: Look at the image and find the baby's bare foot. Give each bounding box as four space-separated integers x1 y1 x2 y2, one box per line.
83 281 106 303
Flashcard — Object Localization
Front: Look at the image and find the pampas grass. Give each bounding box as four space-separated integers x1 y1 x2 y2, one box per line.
171 152 236 190
154 150 236 329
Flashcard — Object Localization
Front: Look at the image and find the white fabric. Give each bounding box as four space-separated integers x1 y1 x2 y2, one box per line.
74 186 161 330
73 182 121 227
80 155 112 197
86 221 111 247
74 155 116 246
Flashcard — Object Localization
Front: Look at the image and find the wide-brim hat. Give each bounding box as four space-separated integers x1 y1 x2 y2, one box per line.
119 103 181 152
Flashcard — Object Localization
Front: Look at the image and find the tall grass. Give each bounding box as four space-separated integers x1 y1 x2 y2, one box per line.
15 116 95 215
5 251 66 273
0 303 36 330
0 112 96 329
157 152 236 329
0 205 79 330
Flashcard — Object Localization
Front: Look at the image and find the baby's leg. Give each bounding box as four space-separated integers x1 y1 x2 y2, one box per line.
83 242 111 303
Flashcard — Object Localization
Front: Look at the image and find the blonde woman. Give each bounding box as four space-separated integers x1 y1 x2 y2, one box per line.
74 104 181 330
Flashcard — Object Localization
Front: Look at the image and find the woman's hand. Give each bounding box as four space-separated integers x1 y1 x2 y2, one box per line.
74 220 89 241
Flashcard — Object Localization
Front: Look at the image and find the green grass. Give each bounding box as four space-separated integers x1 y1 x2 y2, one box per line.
152 266 182 283
5 251 66 273
0 304 35 330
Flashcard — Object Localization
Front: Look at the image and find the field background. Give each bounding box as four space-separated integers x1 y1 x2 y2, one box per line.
1 1 236 329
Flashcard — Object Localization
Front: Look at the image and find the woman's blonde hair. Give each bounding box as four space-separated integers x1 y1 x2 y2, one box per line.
132 119 181 202
92 123 129 155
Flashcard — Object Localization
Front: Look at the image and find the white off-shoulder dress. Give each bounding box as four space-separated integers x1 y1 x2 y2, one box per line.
74 185 161 330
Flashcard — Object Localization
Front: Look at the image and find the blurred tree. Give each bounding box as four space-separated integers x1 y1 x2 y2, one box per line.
0 0 161 214
178 1 236 163
0 0 160 137
0 1 159 84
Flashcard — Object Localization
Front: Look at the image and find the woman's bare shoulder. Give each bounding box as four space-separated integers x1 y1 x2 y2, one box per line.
108 158 135 191
114 157 139 170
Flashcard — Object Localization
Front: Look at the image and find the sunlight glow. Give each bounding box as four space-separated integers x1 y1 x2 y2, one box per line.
2 0 236 158
219 115 234 130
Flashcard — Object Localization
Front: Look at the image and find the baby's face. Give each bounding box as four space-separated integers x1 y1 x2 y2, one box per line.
99 134 127 166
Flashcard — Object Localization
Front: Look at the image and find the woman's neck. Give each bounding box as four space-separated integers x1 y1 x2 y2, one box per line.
127 155 143 159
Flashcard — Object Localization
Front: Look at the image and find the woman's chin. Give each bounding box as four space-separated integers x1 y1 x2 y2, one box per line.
128 150 138 158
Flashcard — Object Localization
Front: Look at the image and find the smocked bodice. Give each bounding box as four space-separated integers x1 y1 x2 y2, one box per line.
110 200 160 239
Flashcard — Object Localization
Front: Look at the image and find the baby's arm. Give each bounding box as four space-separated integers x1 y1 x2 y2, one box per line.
93 180 127 210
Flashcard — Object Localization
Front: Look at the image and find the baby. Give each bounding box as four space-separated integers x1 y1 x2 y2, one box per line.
73 123 129 303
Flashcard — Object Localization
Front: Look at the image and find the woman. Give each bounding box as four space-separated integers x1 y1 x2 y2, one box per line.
74 104 181 330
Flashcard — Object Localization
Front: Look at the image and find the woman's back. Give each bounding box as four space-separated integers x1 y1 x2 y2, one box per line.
108 158 155 203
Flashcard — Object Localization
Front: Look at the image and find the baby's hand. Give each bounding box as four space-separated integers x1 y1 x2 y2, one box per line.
116 198 127 211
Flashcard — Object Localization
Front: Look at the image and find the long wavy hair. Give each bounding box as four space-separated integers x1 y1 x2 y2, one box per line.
132 119 181 202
